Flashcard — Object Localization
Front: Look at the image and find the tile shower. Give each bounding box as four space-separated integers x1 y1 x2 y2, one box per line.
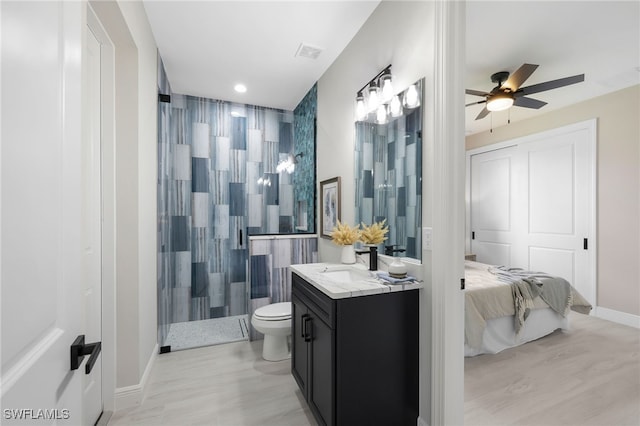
157 58 317 351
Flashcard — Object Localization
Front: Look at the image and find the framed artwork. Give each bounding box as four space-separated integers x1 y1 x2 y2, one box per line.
320 177 341 239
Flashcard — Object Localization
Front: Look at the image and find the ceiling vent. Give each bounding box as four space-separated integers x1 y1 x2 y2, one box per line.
295 43 323 60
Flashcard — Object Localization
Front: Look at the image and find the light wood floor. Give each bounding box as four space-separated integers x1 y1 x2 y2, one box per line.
109 313 639 426
108 341 315 426
465 312 640 426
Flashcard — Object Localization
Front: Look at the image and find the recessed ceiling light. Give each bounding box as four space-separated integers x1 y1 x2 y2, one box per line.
234 84 247 93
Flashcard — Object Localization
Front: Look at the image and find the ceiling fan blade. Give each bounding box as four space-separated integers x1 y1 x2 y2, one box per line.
466 100 487 107
519 74 585 96
466 89 489 97
502 64 539 91
513 96 547 109
475 107 490 120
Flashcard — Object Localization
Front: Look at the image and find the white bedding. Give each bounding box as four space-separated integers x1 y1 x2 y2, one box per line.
464 260 590 357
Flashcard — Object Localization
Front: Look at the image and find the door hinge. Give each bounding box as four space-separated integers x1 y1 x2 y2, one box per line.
583 238 588 250
471 231 475 240
461 278 465 290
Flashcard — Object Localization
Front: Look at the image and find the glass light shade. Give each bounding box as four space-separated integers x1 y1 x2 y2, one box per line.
486 94 514 111
402 84 420 109
389 94 403 117
376 104 388 124
380 74 394 103
355 93 367 121
367 85 380 113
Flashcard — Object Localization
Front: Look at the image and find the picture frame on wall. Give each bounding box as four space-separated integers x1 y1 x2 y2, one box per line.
320 177 341 239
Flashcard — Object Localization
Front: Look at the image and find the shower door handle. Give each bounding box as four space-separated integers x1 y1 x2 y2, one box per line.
239 229 243 247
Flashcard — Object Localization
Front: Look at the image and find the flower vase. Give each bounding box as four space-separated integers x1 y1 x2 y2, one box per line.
341 244 356 264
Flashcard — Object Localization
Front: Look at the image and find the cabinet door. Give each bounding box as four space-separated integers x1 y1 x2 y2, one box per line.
309 314 334 426
291 294 309 395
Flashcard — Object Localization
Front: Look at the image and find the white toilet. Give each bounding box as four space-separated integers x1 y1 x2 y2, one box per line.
251 302 292 361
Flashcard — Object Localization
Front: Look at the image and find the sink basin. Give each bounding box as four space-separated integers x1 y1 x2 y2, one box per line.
314 265 376 284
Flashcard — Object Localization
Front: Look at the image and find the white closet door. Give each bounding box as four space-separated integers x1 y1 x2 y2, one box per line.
470 146 518 267
521 126 593 305
468 121 596 307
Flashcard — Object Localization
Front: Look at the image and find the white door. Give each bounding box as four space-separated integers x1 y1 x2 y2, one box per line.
519 126 594 306
470 145 518 267
81 16 104 426
1 1 89 424
469 121 596 306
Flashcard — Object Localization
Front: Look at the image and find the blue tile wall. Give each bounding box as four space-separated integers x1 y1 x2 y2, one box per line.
157 76 318 346
293 84 317 232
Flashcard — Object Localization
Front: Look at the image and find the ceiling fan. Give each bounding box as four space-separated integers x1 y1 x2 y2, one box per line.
466 63 584 120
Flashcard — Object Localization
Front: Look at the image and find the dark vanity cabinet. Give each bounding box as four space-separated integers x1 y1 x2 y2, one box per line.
291 272 419 426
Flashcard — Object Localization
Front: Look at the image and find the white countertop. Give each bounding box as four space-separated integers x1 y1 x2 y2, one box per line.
290 263 423 300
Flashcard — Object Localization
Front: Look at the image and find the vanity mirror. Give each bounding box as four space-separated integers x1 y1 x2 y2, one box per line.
354 78 423 261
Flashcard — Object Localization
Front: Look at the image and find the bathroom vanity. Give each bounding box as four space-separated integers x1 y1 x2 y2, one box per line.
290 263 421 426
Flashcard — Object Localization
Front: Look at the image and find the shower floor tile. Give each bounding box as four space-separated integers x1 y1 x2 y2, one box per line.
165 315 249 351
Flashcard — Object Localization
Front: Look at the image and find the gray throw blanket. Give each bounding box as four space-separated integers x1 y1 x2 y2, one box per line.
489 266 573 334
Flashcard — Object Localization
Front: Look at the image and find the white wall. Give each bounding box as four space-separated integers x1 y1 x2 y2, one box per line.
467 85 640 318
316 2 466 424
117 0 159 387
317 1 434 262
91 0 158 406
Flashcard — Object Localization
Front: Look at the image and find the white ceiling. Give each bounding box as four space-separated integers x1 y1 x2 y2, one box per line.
143 1 380 111
465 1 640 135
144 1 640 134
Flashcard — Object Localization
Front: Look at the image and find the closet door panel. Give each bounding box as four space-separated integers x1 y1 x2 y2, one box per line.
470 146 517 266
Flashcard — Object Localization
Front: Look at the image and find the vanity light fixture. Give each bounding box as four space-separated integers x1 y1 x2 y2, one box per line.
402 84 421 109
380 69 394 103
355 91 367 121
389 94 403 118
354 65 420 123
366 81 380 113
376 104 388 124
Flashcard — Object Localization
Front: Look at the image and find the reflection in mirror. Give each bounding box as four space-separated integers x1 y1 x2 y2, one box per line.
354 78 423 261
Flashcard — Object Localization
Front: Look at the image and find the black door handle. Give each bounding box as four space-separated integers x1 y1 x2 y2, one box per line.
70 335 102 374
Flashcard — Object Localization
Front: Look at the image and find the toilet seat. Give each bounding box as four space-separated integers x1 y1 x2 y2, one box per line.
253 302 291 321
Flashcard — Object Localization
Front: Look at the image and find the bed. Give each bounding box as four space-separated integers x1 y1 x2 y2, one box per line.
464 260 592 357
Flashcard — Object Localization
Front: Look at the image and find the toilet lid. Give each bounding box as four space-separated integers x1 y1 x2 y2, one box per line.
254 302 291 321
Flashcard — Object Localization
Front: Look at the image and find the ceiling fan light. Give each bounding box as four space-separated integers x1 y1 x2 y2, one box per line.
486 93 514 111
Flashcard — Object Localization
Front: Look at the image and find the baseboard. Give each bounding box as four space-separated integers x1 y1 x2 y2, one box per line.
114 344 158 411
594 306 640 329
